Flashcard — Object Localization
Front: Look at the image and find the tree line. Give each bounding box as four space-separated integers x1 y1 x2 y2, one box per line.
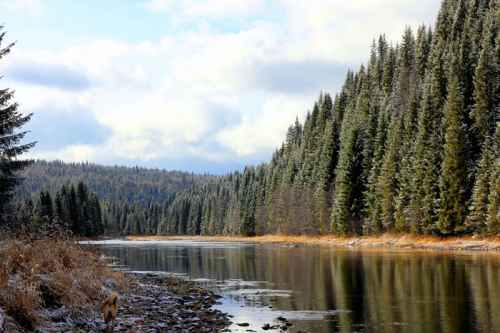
15 182 104 237
157 0 499 237
11 161 211 235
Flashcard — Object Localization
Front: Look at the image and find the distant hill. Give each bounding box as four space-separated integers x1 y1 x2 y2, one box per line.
17 160 210 205
13 160 215 235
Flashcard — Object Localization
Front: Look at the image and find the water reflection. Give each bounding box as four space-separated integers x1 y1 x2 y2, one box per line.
96 241 500 333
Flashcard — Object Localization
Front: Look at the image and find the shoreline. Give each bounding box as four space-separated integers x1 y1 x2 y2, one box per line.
0 238 232 332
127 234 500 254
109 272 231 332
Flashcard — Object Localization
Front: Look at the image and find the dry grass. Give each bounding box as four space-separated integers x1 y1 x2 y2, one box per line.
128 234 500 253
0 238 125 330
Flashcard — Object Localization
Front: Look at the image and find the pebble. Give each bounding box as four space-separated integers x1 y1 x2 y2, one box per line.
31 273 232 332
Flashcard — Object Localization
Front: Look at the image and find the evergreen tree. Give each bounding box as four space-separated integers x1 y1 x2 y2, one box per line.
486 124 500 233
438 73 468 235
0 28 35 220
313 120 338 234
486 159 499 233
331 116 363 235
467 136 495 233
471 7 498 144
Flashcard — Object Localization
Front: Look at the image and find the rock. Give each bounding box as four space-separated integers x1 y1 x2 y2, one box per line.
103 277 120 290
102 273 231 333
237 322 250 327
262 323 272 330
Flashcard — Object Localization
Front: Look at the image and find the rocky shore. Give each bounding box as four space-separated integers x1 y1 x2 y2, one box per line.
109 273 232 333
1 273 232 332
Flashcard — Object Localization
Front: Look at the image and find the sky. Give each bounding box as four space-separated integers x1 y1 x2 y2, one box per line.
0 0 440 174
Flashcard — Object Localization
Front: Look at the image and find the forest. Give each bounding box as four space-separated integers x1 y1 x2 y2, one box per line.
10 161 210 236
154 0 500 237
1 0 499 238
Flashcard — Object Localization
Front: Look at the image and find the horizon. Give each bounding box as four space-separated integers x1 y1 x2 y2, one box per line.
1 0 439 174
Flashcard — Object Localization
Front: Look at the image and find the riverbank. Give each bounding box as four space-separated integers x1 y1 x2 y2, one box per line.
0 238 125 332
0 238 231 332
128 234 500 253
105 272 231 332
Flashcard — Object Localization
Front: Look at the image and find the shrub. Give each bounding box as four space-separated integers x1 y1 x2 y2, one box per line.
0 238 124 329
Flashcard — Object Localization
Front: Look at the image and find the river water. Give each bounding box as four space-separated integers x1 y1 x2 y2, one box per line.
89 240 500 333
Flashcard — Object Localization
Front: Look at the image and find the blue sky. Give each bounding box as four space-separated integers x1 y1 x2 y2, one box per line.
0 0 440 174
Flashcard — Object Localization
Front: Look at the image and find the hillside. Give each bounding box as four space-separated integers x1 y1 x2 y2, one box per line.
157 0 500 237
17 160 208 204
14 160 213 234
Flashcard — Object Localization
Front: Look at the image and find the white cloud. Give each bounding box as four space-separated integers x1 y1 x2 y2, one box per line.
216 94 311 156
144 0 265 18
2 0 43 14
277 0 439 63
143 0 172 12
28 144 97 162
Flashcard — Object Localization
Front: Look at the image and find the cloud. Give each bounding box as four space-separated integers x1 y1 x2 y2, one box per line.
143 0 265 18
5 62 93 91
27 106 111 150
27 144 98 163
1 0 43 14
216 94 312 156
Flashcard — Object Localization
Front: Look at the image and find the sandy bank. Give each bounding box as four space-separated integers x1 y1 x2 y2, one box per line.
127 234 500 253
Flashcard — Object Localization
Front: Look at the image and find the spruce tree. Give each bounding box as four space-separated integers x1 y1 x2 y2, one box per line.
467 136 494 233
364 108 389 233
409 75 441 233
471 7 498 144
486 160 499 233
313 120 338 233
438 73 467 235
486 124 500 233
331 115 363 235
377 115 403 231
0 28 35 219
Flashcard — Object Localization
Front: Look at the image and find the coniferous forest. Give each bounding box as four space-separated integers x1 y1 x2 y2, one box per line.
155 0 500 237
11 161 209 236
3 0 500 238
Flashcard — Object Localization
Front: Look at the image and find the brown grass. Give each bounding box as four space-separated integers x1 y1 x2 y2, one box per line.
0 238 125 330
128 234 500 253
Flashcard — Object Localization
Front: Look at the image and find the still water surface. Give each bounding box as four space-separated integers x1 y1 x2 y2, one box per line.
91 240 500 333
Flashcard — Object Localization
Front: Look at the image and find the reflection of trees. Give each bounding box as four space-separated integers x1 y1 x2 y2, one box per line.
103 245 500 333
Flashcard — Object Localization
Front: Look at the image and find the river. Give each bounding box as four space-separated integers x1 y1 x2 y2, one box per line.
88 240 500 333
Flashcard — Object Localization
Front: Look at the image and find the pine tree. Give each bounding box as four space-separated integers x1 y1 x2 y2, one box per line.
313 120 338 234
438 73 467 235
331 115 363 235
467 137 495 233
39 191 54 220
364 107 390 233
486 123 500 233
486 160 499 233
409 76 441 233
471 7 498 144
0 28 35 219
408 1 454 232
377 115 403 231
